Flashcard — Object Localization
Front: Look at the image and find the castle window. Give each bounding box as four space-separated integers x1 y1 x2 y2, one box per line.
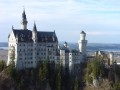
37 53 39 55
44 53 46 55
19 58 22 60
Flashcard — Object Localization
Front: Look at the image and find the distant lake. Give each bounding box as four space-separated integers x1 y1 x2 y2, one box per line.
0 47 8 50
1 42 120 52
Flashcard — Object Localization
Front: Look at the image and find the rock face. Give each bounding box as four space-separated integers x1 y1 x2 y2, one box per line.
84 79 111 90
93 79 99 87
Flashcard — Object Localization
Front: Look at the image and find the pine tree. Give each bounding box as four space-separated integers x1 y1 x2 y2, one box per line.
0 60 4 72
74 77 79 90
56 64 62 90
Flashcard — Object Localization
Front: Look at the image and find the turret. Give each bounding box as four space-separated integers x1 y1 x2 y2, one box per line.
78 31 87 55
16 34 18 43
32 22 37 42
109 52 114 65
80 31 86 40
64 41 67 48
21 9 28 30
32 22 38 68
52 30 55 41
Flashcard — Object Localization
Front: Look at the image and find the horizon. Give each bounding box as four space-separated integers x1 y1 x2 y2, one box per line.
1 0 120 43
1 41 120 45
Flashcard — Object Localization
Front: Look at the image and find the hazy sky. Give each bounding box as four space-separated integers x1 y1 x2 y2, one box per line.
1 0 120 43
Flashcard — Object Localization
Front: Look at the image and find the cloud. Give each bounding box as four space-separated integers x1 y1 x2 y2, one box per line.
1 0 120 43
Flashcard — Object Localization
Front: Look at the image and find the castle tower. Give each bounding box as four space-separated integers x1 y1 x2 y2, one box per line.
32 22 38 68
78 31 87 55
21 9 28 30
64 41 67 48
109 52 114 65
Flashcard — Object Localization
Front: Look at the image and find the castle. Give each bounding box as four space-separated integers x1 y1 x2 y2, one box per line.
7 10 87 70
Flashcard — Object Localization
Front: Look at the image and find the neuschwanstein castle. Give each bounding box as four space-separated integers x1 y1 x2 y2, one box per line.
7 10 87 70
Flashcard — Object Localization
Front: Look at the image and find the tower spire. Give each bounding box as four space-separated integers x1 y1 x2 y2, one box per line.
33 21 37 31
21 8 28 30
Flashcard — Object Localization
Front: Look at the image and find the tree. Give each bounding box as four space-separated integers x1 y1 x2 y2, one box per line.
56 64 62 90
7 47 15 77
0 60 4 72
92 59 101 79
85 62 93 84
56 72 61 90
113 82 120 90
18 76 24 90
74 77 79 90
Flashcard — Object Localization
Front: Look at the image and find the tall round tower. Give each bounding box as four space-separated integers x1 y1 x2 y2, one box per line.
78 31 87 55
21 9 28 30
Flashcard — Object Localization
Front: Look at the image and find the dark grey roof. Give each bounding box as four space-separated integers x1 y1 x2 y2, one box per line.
60 46 80 53
80 31 86 34
70 49 80 53
37 31 58 42
33 22 37 32
12 29 58 42
60 46 70 53
22 10 26 20
13 29 32 42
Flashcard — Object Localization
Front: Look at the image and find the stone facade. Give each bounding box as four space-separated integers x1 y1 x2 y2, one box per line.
7 10 87 70
7 10 58 70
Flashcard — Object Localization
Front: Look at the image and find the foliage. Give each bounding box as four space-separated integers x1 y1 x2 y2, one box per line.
39 61 47 82
74 77 78 90
55 63 62 90
7 63 15 77
85 56 105 85
0 60 4 72
85 62 93 84
92 59 101 79
115 65 120 78
85 73 93 84
112 82 120 90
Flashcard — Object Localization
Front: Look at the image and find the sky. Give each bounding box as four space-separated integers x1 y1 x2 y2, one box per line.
1 0 120 43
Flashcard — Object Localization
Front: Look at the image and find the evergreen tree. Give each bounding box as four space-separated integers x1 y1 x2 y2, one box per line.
56 64 62 90
0 60 4 72
7 48 15 77
92 59 101 79
74 77 79 90
113 82 120 90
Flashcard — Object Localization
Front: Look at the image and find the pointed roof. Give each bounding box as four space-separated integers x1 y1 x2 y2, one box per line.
12 25 14 30
80 31 86 34
33 22 37 32
22 8 26 20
